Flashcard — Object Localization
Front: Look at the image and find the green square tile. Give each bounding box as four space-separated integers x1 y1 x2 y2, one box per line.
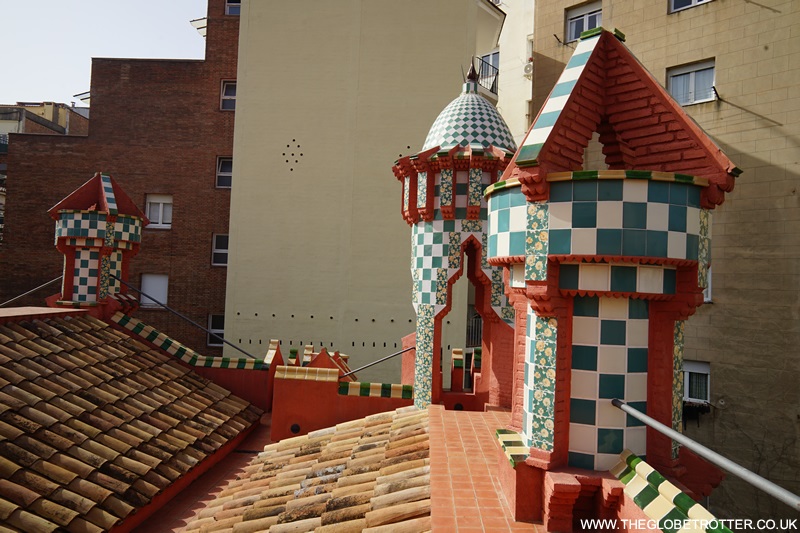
627 348 648 372
647 230 668 257
568 451 595 470
510 191 527 207
560 264 579 289
488 234 497 256
623 202 647 229
647 181 670 203
668 205 687 232
423 245 432 257
572 345 598 371
432 232 443 244
626 401 647 426
572 202 597 228
443 220 456 232
622 229 647 256
628 298 649 319
669 183 688 206
687 186 701 208
497 209 510 232
497 190 510 209
601 320 626 345
633 483 660 509
570 398 596 425
550 182 572 202
663 269 676 294
550 229 572 254
598 180 623 201
573 295 599 316
610 266 637 292
573 181 598 201
455 183 468 195
509 232 526 255
686 234 699 260
597 229 622 255
431 256 442 268
599 374 625 399
597 428 624 453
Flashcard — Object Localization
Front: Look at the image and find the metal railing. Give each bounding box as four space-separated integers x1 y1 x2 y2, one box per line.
476 56 499 94
340 346 415 379
612 399 800 512
0 276 62 308
466 314 483 348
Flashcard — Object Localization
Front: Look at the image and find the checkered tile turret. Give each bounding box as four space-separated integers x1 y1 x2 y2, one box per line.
422 80 517 152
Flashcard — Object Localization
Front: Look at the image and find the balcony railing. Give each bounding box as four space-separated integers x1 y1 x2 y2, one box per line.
476 57 499 94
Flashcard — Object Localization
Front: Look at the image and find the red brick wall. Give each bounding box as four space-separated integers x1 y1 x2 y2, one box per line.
20 117 62 134
0 0 239 356
66 109 89 136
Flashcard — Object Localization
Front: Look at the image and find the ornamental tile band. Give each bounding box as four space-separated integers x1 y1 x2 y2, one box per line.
338 382 414 399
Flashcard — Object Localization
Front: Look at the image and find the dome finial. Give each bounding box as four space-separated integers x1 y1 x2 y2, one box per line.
466 61 479 82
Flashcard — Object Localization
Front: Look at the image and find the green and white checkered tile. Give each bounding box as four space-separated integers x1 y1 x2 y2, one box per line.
338 382 414 399
114 215 144 243
112 312 267 370
559 263 677 295
611 450 734 533
487 187 528 258
100 174 118 214
55 211 106 240
496 428 530 467
422 80 517 153
72 248 100 302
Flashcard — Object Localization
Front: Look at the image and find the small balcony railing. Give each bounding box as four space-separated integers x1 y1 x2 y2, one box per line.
476 57 499 94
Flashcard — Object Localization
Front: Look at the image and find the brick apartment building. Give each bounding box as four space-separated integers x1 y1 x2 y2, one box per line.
0 0 239 355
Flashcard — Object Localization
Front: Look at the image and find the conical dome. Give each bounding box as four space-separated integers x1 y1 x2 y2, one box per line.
422 70 517 153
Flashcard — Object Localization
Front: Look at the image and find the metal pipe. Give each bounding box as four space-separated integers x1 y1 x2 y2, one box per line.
612 398 800 512
340 346 416 378
111 274 259 360
0 276 62 308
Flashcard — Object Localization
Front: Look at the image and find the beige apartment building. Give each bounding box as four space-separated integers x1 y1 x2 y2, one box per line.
225 0 537 382
531 0 799 519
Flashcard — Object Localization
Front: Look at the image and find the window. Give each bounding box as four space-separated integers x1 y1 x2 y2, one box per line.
668 60 715 106
146 194 173 229
684 361 710 403
140 274 168 308
217 157 233 188
208 314 225 346
566 2 602 42
221 81 236 110
225 0 240 15
670 0 712 13
703 267 712 303
212 234 229 266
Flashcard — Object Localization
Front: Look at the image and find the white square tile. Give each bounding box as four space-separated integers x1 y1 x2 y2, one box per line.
572 316 600 345
509 205 527 232
569 423 597 454
667 232 687 259
596 201 623 227
548 202 572 229
626 426 647 456
572 229 597 256
496 233 510 257
646 202 669 231
627 319 649 348
686 207 701 234
599 296 627 319
637 266 663 293
510 263 525 288
595 453 620 471
579 262 609 291
623 180 648 202
597 399 626 427
571 369 598 399
597 345 627 373
626 373 648 402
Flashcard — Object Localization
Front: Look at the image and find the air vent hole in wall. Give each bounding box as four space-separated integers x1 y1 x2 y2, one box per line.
281 139 303 172
398 144 413 157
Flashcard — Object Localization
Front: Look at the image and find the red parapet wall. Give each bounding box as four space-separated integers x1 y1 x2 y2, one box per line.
270 377 413 441
184 364 274 412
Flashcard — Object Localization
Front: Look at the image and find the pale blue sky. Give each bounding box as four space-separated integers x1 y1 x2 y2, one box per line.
0 0 208 105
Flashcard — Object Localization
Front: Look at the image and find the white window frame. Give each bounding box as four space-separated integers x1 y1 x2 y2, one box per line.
566 1 602 43
670 0 712 14
212 234 229 266
225 0 241 15
208 314 225 346
684 361 710 404
146 194 173 229
221 81 236 111
140 274 168 308
703 266 712 303
216 157 233 188
667 60 716 106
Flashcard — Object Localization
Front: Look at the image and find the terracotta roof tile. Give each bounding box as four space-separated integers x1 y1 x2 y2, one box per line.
0 313 262 530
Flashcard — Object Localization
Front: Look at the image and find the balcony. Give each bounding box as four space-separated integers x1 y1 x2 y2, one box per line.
476 56 499 95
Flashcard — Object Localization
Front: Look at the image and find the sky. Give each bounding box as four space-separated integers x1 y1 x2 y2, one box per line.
0 0 208 106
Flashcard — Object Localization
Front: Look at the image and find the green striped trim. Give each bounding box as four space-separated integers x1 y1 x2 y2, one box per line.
111 312 267 370
483 177 522 197
610 450 733 533
495 429 529 468
545 170 709 186
338 381 413 400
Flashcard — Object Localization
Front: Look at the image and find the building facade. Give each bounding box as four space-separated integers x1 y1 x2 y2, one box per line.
530 0 799 519
0 0 238 354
